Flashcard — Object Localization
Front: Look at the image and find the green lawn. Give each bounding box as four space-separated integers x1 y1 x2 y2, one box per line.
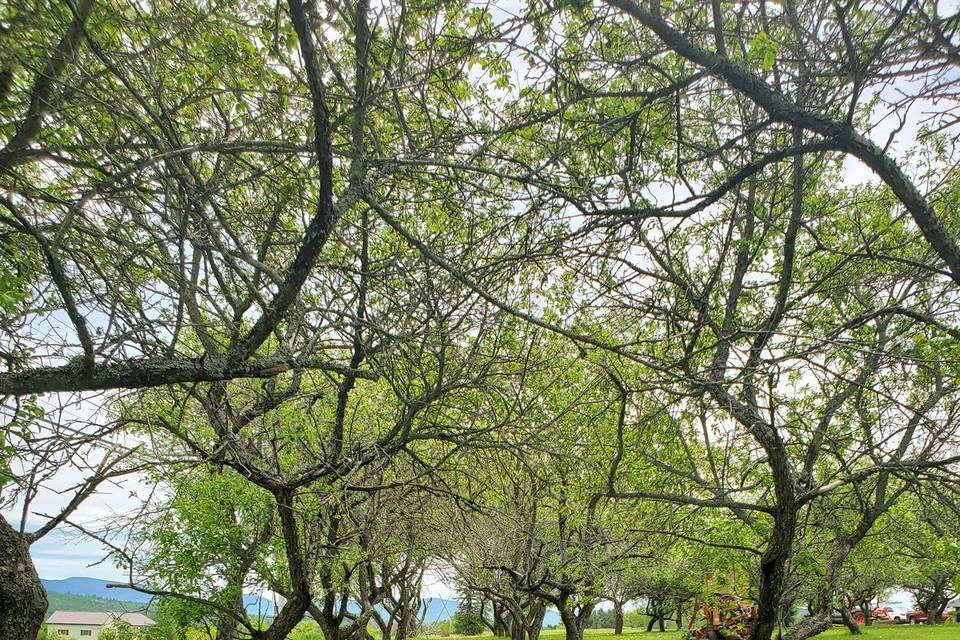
439 626 959 640
816 626 959 640
289 624 960 640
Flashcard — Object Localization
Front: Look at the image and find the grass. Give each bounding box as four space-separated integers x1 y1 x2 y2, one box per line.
816 625 959 640
288 622 960 640
559 631 682 640
566 626 960 640
409 625 960 640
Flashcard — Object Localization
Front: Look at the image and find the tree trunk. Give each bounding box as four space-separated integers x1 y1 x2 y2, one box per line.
783 613 831 640
647 614 663 633
524 598 546 640
510 612 525 640
923 578 952 626
214 571 249 640
560 608 584 640
926 600 947 625
613 600 624 635
260 488 313 640
493 604 509 637
839 608 861 635
748 494 798 640
0 519 47 640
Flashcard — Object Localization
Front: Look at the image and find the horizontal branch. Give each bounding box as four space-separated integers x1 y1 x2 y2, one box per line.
801 453 960 503
607 488 775 513
0 354 375 396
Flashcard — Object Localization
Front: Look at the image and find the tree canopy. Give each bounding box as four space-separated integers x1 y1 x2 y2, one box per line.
2 2 960 640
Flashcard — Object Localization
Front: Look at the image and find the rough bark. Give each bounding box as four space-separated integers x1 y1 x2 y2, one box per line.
232 0 340 364
492 604 509 637
0 354 371 396
524 601 546 640
613 600 624 635
560 610 583 640
0 519 47 640
558 598 593 640
259 490 312 640
785 540 853 640
510 616 525 640
839 608 862 634
747 500 797 640
784 613 832 640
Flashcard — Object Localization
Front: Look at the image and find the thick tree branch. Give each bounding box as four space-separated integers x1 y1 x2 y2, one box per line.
0 0 95 171
606 0 960 285
230 0 341 363
0 354 375 396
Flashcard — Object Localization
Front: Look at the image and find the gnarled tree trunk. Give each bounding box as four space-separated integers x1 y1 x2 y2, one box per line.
0 519 47 640
557 596 594 640
524 598 546 640
839 608 861 634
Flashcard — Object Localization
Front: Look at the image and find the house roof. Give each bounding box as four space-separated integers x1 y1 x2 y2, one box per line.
47 612 156 627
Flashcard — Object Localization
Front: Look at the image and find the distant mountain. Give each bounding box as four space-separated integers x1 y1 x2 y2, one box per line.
315 597 549 625
42 577 151 603
41 577 275 615
41 577 556 625
45 591 152 618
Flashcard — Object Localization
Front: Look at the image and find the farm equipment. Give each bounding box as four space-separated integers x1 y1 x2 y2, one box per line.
687 574 757 640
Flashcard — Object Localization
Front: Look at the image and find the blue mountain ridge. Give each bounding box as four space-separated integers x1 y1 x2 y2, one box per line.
40 577 504 623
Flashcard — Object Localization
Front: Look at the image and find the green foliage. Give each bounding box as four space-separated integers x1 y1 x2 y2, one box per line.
0 399 42 489
585 608 649 629
286 622 327 640
451 609 486 636
44 592 153 617
6 3 960 640
747 31 780 71
99 621 140 640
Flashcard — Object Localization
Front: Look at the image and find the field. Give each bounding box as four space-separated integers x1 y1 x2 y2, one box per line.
286 624 960 640
415 626 960 640
817 626 960 640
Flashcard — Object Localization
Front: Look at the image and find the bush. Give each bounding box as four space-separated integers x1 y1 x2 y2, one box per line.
451 610 486 636
100 622 140 640
287 622 327 640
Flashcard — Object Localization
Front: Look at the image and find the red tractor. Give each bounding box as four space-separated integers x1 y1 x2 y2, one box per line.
687 592 758 639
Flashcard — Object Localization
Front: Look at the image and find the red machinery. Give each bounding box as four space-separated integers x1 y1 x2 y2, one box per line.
687 589 758 639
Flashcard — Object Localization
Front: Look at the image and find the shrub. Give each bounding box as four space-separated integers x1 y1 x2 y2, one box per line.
451 610 486 636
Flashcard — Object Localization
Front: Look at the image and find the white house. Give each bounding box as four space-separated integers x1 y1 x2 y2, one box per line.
46 612 155 638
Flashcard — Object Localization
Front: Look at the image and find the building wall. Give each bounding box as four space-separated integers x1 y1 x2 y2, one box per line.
49 623 103 638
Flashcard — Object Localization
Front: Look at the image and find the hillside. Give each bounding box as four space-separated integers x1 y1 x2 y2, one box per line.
40 577 476 623
42 577 276 616
45 591 152 617
42 577 150 603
